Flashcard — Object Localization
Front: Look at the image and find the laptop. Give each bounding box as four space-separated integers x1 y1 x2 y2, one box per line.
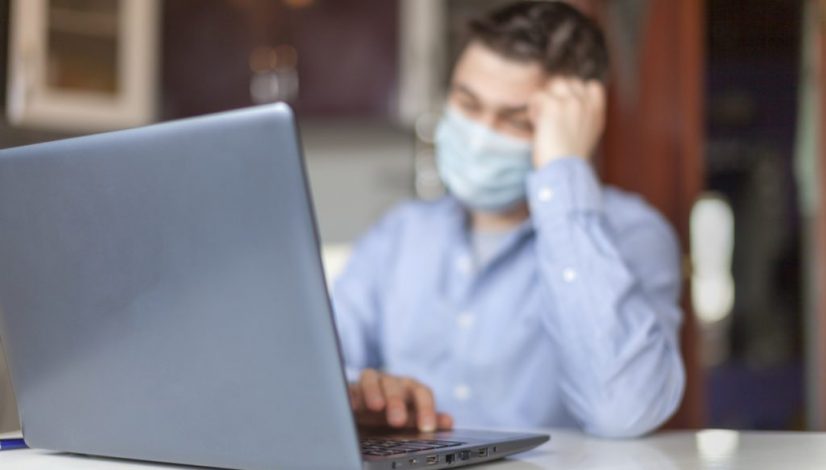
0 104 548 469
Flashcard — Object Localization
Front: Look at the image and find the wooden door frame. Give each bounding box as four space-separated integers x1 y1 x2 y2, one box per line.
809 0 826 431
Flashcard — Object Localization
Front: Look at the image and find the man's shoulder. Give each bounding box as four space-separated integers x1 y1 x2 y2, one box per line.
379 196 459 228
343 198 457 276
349 197 457 260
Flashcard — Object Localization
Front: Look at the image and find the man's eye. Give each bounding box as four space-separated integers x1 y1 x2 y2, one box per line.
458 101 481 115
508 119 533 132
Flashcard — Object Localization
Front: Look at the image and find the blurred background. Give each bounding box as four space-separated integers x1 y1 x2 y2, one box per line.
0 0 825 435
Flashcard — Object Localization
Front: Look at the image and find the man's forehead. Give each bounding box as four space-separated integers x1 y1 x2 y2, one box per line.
451 81 533 113
451 42 547 109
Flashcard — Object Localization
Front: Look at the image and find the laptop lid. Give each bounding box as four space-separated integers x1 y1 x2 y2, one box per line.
0 104 363 469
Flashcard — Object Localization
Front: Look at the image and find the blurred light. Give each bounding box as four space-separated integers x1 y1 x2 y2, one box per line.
696 430 740 464
274 45 298 68
249 46 278 73
284 0 315 9
414 111 439 144
413 111 445 200
690 193 735 324
249 44 299 104
249 45 298 73
321 243 351 286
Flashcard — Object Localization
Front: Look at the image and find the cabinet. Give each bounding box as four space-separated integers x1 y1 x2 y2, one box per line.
6 0 158 132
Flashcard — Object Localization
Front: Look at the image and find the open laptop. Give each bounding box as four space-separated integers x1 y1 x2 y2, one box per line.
0 104 548 469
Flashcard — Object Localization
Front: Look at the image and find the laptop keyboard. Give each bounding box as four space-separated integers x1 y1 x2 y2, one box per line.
360 438 466 456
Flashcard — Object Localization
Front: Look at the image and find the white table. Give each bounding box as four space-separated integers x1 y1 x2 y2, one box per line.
2 429 826 469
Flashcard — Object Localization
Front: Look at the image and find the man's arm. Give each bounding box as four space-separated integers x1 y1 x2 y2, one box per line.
527 157 685 437
527 78 684 437
331 206 452 432
331 213 395 382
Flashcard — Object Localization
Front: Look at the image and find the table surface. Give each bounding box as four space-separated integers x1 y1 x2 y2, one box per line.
2 428 825 469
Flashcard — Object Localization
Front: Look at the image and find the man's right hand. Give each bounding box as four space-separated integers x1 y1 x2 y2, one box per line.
529 77 606 168
349 369 453 433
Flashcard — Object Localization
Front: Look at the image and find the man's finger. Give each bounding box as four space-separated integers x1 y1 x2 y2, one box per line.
547 78 573 99
359 369 385 411
348 384 365 411
380 375 408 427
410 383 437 432
587 81 606 113
437 413 454 430
567 78 587 99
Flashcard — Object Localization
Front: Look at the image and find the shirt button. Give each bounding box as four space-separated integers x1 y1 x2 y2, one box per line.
456 312 475 329
453 384 471 401
537 186 554 202
455 255 473 275
562 268 577 282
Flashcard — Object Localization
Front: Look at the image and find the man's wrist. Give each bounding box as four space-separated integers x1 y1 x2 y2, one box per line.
526 157 602 215
533 150 588 169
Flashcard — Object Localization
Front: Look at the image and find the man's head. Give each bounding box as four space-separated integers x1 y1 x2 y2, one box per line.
435 1 609 216
448 1 609 140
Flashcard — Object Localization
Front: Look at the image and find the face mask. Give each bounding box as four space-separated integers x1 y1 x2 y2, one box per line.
434 107 533 213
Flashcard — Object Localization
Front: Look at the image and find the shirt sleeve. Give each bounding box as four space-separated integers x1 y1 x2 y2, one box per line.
330 207 404 382
526 157 686 438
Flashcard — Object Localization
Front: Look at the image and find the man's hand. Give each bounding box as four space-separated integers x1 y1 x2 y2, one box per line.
349 369 453 433
529 77 606 168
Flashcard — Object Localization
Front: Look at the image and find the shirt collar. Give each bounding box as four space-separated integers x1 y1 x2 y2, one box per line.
444 195 535 251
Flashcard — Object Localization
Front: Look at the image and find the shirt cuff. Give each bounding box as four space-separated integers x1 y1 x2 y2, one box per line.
526 157 602 217
344 366 362 383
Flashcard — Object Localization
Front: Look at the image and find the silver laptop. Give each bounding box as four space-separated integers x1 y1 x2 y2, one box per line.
0 104 548 469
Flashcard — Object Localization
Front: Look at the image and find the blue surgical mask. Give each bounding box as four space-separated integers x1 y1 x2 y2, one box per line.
434 107 533 213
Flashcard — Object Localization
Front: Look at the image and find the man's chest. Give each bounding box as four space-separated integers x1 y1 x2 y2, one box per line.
377 241 555 372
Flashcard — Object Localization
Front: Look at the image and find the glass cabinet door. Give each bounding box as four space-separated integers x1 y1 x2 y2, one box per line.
7 0 158 132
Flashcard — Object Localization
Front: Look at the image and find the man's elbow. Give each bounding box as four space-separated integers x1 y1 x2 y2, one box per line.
584 412 669 439
583 369 686 439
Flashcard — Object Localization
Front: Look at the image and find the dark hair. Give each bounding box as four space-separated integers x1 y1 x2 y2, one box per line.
467 1 609 83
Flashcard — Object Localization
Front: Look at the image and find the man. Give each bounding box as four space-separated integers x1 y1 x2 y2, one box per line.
332 1 684 438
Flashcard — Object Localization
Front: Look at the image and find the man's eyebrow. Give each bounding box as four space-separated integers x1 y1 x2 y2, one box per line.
499 104 530 116
452 82 529 115
452 83 480 101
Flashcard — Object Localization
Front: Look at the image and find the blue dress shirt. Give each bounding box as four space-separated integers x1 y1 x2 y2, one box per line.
331 157 685 438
